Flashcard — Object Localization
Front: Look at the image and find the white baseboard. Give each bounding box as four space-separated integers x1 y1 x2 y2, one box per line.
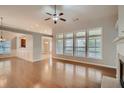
15 56 33 62
0 55 15 59
15 56 45 63
53 56 116 69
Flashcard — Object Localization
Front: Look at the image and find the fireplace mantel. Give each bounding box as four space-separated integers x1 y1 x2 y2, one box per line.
119 54 124 63
113 36 124 43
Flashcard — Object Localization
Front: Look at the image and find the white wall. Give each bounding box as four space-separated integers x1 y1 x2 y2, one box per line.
116 6 124 79
53 17 118 68
33 34 42 62
16 34 33 62
0 31 45 62
16 34 43 62
0 31 34 62
117 6 124 57
118 6 124 36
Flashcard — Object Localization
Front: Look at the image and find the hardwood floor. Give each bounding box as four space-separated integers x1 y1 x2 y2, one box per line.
0 57 116 88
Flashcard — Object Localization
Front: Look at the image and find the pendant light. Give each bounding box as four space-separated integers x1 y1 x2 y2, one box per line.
0 17 5 42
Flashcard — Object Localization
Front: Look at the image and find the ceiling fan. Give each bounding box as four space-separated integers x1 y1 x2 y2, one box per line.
44 5 66 24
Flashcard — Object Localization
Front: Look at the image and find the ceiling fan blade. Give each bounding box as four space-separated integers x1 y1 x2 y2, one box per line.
46 12 52 16
44 18 51 20
59 13 64 16
60 18 66 21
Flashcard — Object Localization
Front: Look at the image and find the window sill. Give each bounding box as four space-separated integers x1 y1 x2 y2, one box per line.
56 54 103 60
86 57 103 60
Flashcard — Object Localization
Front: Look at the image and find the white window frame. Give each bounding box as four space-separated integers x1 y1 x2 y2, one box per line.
64 32 74 56
87 27 103 59
74 31 86 57
55 27 103 60
56 33 64 55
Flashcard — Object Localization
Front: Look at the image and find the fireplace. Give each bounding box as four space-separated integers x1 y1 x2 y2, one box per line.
120 59 124 88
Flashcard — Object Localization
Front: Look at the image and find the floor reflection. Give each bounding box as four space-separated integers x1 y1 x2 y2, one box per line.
0 60 11 87
0 57 115 88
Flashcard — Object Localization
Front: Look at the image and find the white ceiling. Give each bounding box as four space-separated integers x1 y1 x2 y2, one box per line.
0 5 118 34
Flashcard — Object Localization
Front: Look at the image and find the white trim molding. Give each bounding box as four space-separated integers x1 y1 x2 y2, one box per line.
113 36 124 43
53 56 116 69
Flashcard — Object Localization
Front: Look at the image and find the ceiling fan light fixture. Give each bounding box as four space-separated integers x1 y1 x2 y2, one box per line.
52 14 59 21
52 17 59 21
44 5 66 24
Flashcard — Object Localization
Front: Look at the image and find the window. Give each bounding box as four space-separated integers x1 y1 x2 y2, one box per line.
55 27 102 59
74 31 86 57
0 41 11 54
87 28 102 59
64 33 73 56
56 34 63 54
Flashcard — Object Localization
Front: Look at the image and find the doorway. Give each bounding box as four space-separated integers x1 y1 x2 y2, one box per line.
41 36 52 60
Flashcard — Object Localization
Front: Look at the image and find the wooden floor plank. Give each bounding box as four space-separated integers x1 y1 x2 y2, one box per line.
0 57 116 88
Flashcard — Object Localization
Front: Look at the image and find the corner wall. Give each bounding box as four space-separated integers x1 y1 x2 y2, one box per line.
16 34 33 62
53 17 118 68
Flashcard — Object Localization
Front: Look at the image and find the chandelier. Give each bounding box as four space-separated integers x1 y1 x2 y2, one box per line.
0 17 5 42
